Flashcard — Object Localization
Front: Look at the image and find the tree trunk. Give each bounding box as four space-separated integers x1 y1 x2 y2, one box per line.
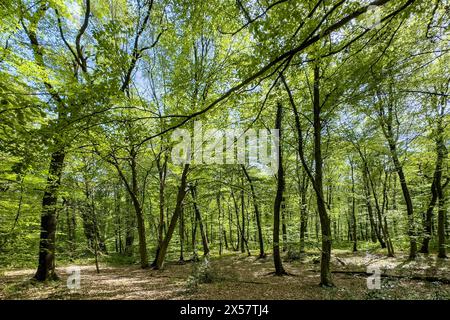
190 184 210 256
130 151 148 268
153 164 189 269
124 194 135 256
240 186 246 253
380 102 417 259
112 148 148 268
310 65 333 286
299 172 309 254
368 167 393 256
155 154 168 263
64 198 76 257
293 102 310 254
281 68 332 285
420 179 437 253
191 206 198 260
281 197 288 252
350 159 357 252
242 165 265 258
435 105 447 258
91 193 100 274
217 193 223 255
132 196 148 268
388 138 417 259
381 170 395 256
227 199 235 251
359 153 386 248
231 189 241 251
34 149 66 281
179 204 185 262
115 188 123 254
273 101 287 276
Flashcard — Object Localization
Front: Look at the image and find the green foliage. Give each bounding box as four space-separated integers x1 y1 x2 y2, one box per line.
101 253 137 267
185 257 219 292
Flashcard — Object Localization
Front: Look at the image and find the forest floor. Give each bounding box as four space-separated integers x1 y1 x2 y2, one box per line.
0 250 449 300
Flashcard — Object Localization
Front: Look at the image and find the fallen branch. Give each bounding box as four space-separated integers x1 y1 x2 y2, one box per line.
330 270 450 284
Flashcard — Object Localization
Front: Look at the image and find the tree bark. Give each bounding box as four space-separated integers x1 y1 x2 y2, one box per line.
281 69 332 285
64 198 76 257
281 197 288 252
112 148 148 268
312 65 333 286
217 193 223 255
298 164 309 254
420 179 437 253
379 102 417 259
381 170 395 256
242 165 265 258
350 159 357 252
240 185 246 253
130 149 149 268
154 152 168 263
179 204 185 262
358 150 386 248
190 184 210 256
153 164 190 269
435 104 447 258
273 101 287 276
368 167 393 256
34 149 66 281
124 194 135 256
231 189 242 251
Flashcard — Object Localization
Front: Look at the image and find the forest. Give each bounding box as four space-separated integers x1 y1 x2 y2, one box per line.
0 0 449 300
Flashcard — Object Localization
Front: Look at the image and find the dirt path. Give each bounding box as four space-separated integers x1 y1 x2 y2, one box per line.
1 252 449 300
